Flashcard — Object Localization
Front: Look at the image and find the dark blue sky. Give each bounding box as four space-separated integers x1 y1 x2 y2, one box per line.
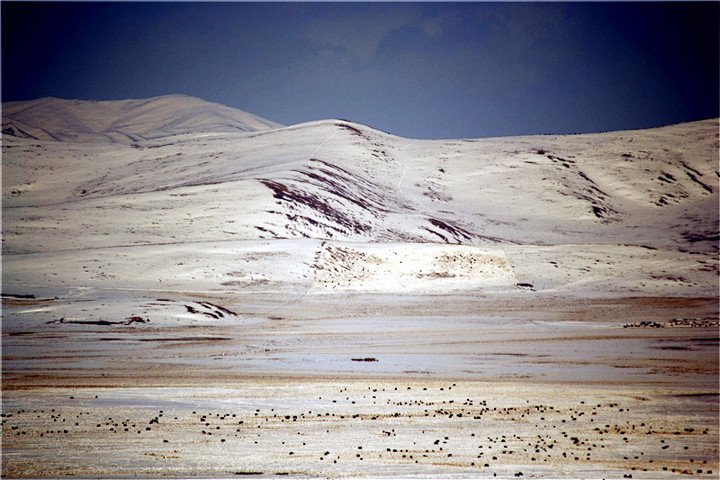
2 2 718 139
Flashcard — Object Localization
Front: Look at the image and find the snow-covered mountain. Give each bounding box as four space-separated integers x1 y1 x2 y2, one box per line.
1 94 282 142
2 96 718 318
3 103 717 253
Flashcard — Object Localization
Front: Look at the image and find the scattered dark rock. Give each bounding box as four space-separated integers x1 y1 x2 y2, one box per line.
48 316 147 326
1 293 35 299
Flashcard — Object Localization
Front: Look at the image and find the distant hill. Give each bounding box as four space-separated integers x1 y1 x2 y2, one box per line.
1 94 283 142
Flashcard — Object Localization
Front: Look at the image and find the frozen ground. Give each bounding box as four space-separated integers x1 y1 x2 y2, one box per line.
2 380 718 478
2 96 718 477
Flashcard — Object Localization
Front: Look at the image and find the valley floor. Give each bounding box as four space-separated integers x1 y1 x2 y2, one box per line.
2 293 718 478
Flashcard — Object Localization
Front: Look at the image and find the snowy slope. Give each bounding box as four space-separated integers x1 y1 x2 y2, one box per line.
4 116 716 252
1 95 283 142
2 96 718 312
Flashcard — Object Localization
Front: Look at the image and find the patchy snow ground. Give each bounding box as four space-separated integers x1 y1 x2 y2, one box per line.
312 243 516 293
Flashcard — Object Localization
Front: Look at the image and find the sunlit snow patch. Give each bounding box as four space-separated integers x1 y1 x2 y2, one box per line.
311 242 516 292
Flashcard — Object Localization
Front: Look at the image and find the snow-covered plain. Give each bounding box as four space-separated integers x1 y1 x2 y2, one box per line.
2 96 718 478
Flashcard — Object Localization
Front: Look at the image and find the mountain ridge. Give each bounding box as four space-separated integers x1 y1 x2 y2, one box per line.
2 107 717 255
